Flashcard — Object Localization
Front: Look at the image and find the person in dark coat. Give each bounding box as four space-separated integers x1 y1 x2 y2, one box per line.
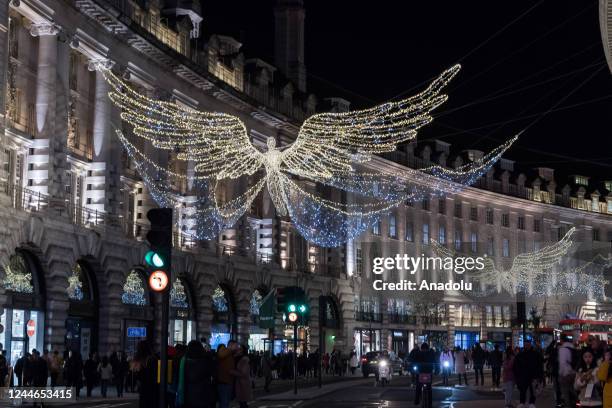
177 340 215 408
231 345 253 408
489 344 504 389
83 352 98 397
472 343 486 386
512 340 544 407
413 343 436 406
64 351 83 398
133 341 158 408
14 353 30 387
114 352 129 397
32 350 48 387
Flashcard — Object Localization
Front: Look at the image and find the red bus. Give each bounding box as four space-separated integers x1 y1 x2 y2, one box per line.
559 319 612 344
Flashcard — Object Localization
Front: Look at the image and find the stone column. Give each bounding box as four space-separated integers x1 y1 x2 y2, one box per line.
31 22 59 138
88 59 113 162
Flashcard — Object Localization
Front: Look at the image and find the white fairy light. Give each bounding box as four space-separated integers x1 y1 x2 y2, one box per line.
100 64 517 246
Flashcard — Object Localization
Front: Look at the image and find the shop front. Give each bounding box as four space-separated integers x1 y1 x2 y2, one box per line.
420 330 448 350
454 330 480 350
0 252 45 366
248 289 269 352
211 284 236 350
169 278 196 345
353 328 381 357
390 330 414 357
121 269 154 356
65 262 98 356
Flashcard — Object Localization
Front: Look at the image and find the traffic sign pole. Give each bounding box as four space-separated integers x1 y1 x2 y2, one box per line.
293 323 298 395
160 290 169 408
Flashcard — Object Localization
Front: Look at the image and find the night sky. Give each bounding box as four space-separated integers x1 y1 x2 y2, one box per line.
203 1 612 179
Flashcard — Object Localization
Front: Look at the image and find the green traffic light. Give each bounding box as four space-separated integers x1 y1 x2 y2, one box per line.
145 251 165 268
299 304 307 313
288 304 296 312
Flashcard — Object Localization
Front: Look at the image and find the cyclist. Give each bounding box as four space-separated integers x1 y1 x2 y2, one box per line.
413 343 436 406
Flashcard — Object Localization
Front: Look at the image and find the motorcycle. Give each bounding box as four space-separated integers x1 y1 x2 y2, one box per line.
377 359 392 387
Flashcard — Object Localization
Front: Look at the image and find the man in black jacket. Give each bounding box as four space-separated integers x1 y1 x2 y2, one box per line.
489 344 503 389
513 340 544 407
413 343 436 406
472 343 486 386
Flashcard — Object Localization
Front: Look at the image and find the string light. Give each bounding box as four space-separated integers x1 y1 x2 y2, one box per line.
122 270 147 306
432 228 609 298
67 263 84 301
2 254 33 294
99 64 516 247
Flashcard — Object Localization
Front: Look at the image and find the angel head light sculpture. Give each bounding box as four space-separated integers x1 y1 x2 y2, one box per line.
98 64 517 247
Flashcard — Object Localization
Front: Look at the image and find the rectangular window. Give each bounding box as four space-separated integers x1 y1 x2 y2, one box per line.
454 202 462 218
593 229 600 242
389 214 397 238
519 239 527 253
470 207 478 221
422 199 429 211
470 232 478 253
423 224 429 244
372 220 381 235
518 216 525 230
355 248 363 276
503 239 510 257
534 219 541 233
486 208 494 225
438 198 446 214
501 213 510 228
406 222 414 242
487 237 494 256
438 226 446 244
454 230 461 250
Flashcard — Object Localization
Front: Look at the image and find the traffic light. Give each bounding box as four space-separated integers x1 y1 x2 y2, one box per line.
277 286 309 325
145 208 173 292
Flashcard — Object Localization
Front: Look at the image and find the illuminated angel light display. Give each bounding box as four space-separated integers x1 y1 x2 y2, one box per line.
97 63 517 247
432 227 610 298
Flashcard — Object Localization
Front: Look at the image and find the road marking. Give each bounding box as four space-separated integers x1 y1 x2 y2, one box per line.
291 401 303 407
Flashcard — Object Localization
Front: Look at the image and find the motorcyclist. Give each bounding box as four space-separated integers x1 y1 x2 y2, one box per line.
408 343 420 386
414 343 436 406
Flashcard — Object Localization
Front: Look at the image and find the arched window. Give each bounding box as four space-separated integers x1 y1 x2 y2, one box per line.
170 279 188 309
67 263 93 301
122 270 147 306
212 285 229 312
3 254 33 293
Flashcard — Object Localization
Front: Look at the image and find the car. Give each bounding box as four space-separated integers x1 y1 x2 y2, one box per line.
360 351 404 378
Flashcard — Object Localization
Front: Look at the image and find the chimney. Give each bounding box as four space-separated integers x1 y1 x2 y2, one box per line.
274 0 306 92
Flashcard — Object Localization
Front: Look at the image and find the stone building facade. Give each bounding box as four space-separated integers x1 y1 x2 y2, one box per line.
0 0 609 364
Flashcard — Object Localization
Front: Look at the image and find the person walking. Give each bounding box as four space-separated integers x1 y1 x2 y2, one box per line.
177 340 215 408
216 341 237 408
453 346 468 386
114 352 128 397
31 350 48 387
472 343 486 386
0 351 8 387
349 350 359 375
490 344 503 390
558 333 578 408
439 347 453 386
64 351 83 398
48 350 62 387
502 347 515 408
231 345 253 408
574 349 602 407
98 356 113 398
83 352 98 397
596 350 612 408
262 352 273 392
512 340 543 408
132 341 157 408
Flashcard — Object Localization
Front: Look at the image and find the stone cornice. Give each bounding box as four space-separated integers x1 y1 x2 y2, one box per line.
71 28 111 62
10 0 54 24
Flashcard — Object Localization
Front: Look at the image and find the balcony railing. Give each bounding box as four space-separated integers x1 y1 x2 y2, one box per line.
388 313 417 325
355 311 383 323
0 181 275 265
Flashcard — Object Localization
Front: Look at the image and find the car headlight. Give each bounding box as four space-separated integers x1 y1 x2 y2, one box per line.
379 360 387 367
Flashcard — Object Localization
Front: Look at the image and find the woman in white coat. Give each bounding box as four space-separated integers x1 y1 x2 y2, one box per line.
453 346 468 385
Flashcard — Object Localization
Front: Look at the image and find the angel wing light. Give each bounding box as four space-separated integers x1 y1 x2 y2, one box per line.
432 227 608 298
99 64 517 247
